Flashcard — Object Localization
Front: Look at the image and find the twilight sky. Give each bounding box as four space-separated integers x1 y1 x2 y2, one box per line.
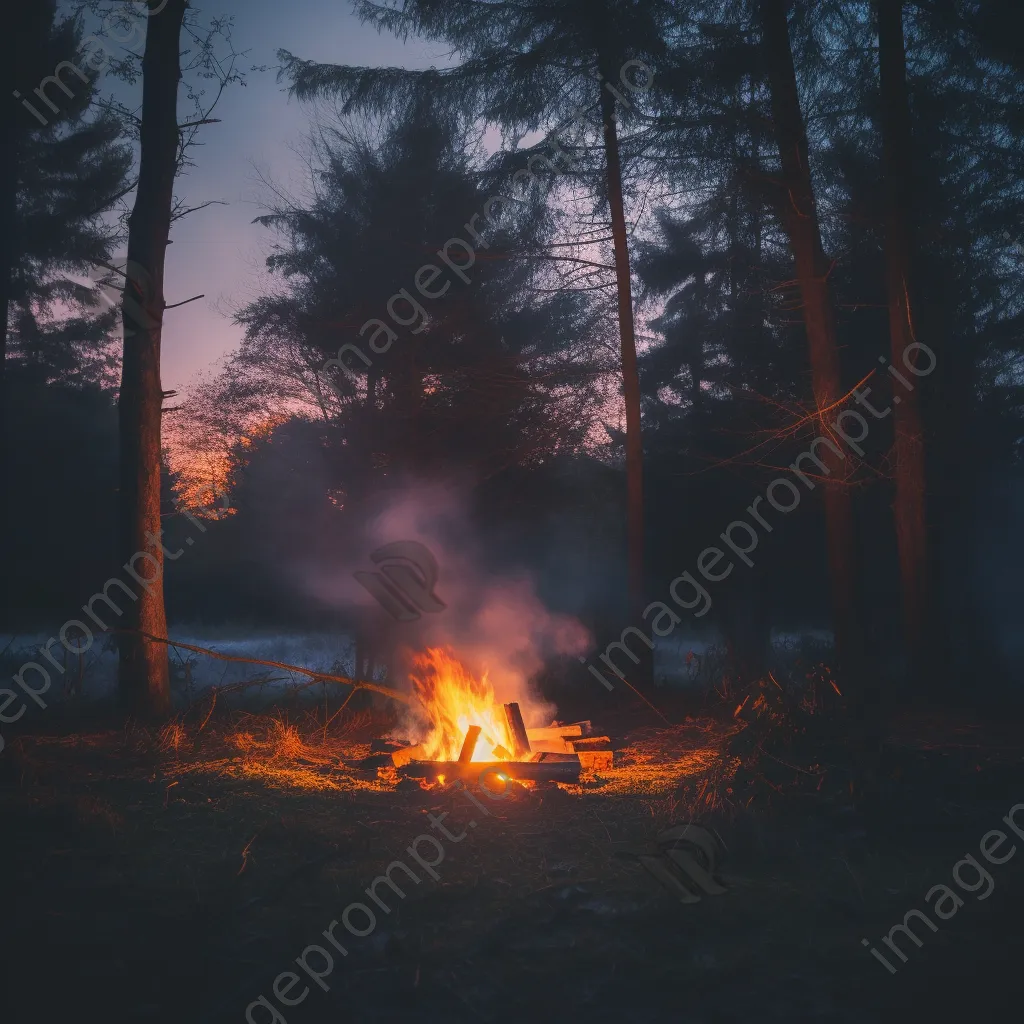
92 0 454 394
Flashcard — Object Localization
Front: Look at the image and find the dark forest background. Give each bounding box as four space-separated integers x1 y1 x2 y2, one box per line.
3 0 1022 702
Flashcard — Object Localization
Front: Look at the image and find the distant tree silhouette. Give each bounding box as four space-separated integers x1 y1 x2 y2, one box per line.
231 110 605 499
1 1 131 451
278 0 677 654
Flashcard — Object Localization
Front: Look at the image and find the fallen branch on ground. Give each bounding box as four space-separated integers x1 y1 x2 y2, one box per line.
107 630 412 705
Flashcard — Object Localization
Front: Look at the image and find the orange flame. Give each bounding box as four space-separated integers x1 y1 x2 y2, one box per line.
408 647 514 762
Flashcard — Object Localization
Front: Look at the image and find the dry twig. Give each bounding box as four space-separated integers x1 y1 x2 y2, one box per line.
107 629 412 705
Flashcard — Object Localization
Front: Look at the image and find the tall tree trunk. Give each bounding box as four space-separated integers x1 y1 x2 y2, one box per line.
598 74 646 617
759 0 864 672
926 216 995 695
876 0 931 686
117 0 187 717
0 107 17 555
0 119 17 422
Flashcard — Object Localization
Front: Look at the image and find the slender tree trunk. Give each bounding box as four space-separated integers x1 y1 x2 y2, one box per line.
598 75 646 617
117 0 187 717
0 128 16 413
0 145 15 622
759 0 864 671
352 367 379 686
721 584 771 685
926 220 996 694
0 119 17 535
876 0 931 686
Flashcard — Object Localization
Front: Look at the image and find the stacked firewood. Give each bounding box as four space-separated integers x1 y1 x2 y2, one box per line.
391 709 615 783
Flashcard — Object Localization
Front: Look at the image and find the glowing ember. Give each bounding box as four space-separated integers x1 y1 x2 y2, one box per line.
408 647 514 762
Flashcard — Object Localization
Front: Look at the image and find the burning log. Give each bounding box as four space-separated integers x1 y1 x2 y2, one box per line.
503 702 532 758
391 744 426 768
527 732 614 767
526 723 599 753
528 738 574 754
407 648 523 762
384 653 609 782
526 721 591 742
398 759 581 784
458 726 482 763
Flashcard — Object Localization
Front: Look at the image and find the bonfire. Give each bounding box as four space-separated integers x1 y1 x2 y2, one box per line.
390 646 613 783
408 648 515 762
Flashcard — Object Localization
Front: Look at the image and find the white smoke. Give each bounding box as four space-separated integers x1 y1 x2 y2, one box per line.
304 480 591 728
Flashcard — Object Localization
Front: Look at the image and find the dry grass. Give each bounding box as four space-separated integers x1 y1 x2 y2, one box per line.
595 717 740 800
4 696 1022 1024
229 730 258 752
146 710 397 794
266 719 307 759
157 720 187 753
6 694 799 814
167 710 746 803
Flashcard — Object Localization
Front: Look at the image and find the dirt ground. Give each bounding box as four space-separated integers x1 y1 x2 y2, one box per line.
1 705 1022 1024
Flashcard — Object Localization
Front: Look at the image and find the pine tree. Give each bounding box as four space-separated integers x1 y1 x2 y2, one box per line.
278 0 677 645
1 1 131 618
2 2 131 418
232 110 605 494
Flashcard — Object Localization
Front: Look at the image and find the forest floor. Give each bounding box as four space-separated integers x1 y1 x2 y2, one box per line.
1 699 1022 1024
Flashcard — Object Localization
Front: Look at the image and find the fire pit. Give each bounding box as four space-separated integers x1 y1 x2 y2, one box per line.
387 647 614 784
